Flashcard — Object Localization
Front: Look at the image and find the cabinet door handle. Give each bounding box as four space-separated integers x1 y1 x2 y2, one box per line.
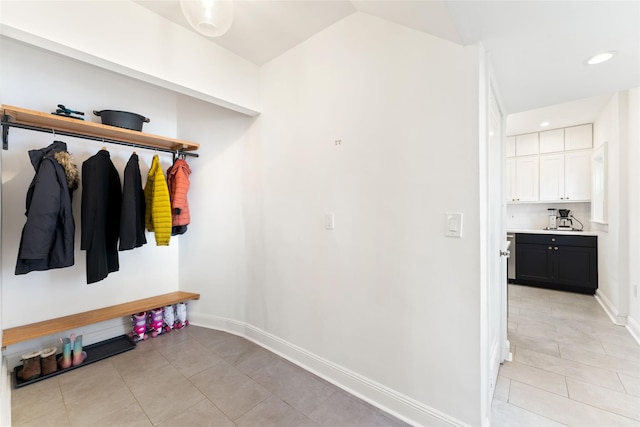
548 246 553 250
554 246 558 250
551 238 556 242
566 196 570 200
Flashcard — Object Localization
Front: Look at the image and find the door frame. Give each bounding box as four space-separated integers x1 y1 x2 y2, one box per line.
480 49 510 426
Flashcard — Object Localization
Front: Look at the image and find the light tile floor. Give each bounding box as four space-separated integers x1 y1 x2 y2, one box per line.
13 285 640 427
11 326 409 427
492 284 640 426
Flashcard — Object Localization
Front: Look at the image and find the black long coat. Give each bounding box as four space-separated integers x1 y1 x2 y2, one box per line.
81 149 122 284
15 141 78 274
119 153 146 250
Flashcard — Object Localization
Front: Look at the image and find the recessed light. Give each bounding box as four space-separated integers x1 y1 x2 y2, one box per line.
540 121 550 127
586 51 616 65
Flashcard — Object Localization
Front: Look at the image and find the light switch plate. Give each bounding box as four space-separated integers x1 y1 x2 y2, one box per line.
325 212 335 230
445 212 463 238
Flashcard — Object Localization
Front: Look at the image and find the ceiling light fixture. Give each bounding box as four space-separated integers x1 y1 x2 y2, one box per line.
586 51 616 65
180 0 234 38
540 121 550 127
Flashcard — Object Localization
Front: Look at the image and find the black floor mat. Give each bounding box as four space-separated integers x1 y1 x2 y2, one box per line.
13 334 136 388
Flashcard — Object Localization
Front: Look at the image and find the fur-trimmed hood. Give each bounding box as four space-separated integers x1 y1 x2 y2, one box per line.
28 141 79 192
54 150 80 192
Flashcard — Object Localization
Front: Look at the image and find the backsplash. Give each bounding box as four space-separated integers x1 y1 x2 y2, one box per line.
507 202 591 231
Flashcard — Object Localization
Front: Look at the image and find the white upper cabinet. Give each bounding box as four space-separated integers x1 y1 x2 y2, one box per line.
564 124 593 150
539 128 564 153
506 158 517 201
505 123 593 203
506 157 539 203
564 150 591 201
515 157 539 202
539 153 565 201
506 136 516 157
538 150 590 202
515 133 539 156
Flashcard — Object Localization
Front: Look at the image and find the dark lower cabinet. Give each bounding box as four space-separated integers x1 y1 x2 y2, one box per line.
515 233 597 294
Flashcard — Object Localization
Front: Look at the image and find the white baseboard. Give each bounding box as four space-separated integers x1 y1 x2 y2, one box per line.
595 290 627 325
504 339 513 362
626 316 640 345
489 341 500 401
189 312 470 427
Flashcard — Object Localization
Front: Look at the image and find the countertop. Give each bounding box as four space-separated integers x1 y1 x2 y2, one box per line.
507 228 598 236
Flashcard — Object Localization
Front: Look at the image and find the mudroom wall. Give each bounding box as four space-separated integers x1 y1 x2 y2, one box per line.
175 94 255 325
0 91 6 424
0 0 260 368
0 37 186 362
237 12 484 426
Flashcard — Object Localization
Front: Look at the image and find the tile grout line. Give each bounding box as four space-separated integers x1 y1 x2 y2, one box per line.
503 379 570 426
113 354 160 426
158 333 226 425
615 372 630 395
58 377 73 427
499 285 640 425
513 351 629 394
564 379 640 423
181 331 272 424
508 378 640 425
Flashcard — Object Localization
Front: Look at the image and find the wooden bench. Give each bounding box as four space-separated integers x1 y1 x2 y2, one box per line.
2 291 200 349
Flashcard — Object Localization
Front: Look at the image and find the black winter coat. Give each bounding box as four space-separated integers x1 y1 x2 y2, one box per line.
119 153 146 250
15 141 79 274
81 149 122 284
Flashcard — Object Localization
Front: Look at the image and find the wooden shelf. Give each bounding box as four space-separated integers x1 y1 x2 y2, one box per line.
2 291 200 348
2 105 199 153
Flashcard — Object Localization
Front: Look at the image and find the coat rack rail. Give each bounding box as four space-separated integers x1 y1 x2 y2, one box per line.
1 120 199 158
1 105 200 158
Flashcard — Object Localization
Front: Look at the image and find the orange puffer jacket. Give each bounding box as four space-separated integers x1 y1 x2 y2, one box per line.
167 158 191 235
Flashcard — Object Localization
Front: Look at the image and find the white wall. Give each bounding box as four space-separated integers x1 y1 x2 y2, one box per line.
0 37 182 358
176 95 254 326
0 355 8 427
593 91 633 325
239 12 482 426
625 88 640 341
0 0 260 116
0 16 7 419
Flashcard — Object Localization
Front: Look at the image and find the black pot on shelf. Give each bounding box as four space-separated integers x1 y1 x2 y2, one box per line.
93 110 150 131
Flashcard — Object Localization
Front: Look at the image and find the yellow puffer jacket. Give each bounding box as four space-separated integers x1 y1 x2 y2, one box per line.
144 155 171 246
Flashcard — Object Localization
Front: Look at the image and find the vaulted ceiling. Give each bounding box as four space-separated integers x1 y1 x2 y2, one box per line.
136 1 640 121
